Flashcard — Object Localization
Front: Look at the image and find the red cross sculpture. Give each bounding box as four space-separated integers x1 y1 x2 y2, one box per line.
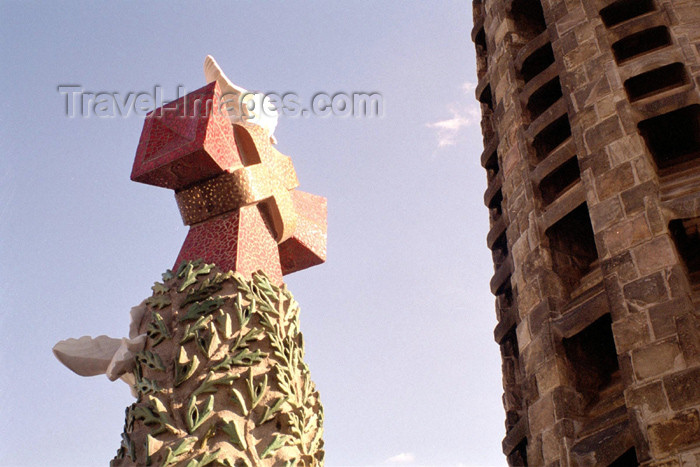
131 81 327 285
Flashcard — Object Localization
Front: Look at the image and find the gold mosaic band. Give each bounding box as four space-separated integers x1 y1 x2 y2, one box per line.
175 164 297 243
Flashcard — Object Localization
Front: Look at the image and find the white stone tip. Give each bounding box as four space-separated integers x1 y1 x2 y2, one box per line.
203 55 279 144
204 55 247 95
53 335 122 377
53 333 147 384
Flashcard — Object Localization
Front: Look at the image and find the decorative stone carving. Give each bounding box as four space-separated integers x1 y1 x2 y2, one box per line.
204 55 278 144
54 57 327 466
107 261 325 466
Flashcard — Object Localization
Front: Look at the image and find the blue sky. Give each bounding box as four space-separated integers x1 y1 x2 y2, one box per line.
0 2 505 466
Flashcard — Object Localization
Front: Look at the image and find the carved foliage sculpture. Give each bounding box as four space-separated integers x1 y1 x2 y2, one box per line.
54 57 327 467
111 260 324 467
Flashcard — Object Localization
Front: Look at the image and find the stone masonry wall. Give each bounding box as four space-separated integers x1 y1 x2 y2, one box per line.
472 0 700 465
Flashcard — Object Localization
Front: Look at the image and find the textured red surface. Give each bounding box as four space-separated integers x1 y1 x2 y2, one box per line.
133 85 327 284
279 191 327 275
175 205 283 284
131 81 241 190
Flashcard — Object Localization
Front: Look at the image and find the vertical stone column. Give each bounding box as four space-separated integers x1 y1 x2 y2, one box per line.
475 1 586 464
558 0 700 464
472 0 700 465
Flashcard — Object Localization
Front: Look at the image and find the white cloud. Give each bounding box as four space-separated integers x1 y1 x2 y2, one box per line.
384 452 416 464
462 81 477 93
426 81 481 148
426 105 481 148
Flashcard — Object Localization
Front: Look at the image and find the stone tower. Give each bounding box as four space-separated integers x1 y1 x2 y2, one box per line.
471 0 700 465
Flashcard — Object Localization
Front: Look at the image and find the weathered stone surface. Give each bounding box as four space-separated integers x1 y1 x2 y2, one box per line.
502 416 528 457
595 162 635 202
551 386 582 420
646 203 666 236
552 287 609 338
621 180 658 216
529 394 555 434
648 410 700 457
606 135 644 168
677 313 700 365
471 0 700 464
523 334 555 375
623 272 669 307
579 150 611 178
648 298 687 340
570 419 634 466
602 274 629 319
626 381 669 419
502 141 521 176
619 352 636 387
629 407 653 462
680 451 700 466
529 299 554 334
600 250 637 283
584 116 624 153
666 265 692 300
602 214 652 256
612 312 652 353
664 366 700 411
541 428 560 463
633 237 677 277
632 338 684 381
589 196 624 233
647 458 681 467
517 317 532 351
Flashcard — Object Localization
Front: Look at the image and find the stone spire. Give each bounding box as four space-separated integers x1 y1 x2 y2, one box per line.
54 57 327 466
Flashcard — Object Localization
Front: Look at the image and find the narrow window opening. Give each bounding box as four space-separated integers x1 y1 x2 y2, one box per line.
669 218 700 287
489 188 503 220
609 448 639 467
624 63 688 101
475 27 487 54
545 203 598 298
638 105 700 170
502 328 523 431
481 110 496 146
563 314 619 403
476 54 488 78
505 408 521 432
495 274 512 298
484 148 500 181
479 83 494 111
600 0 655 27
521 43 555 83
511 0 546 42
508 438 528 466
503 329 519 360
533 114 572 162
499 283 514 310
492 231 509 266
539 156 580 205
526 78 563 121
612 26 671 63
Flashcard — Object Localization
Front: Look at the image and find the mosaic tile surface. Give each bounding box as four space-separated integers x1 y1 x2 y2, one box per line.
175 205 283 284
279 191 328 275
131 81 242 189
133 85 327 283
